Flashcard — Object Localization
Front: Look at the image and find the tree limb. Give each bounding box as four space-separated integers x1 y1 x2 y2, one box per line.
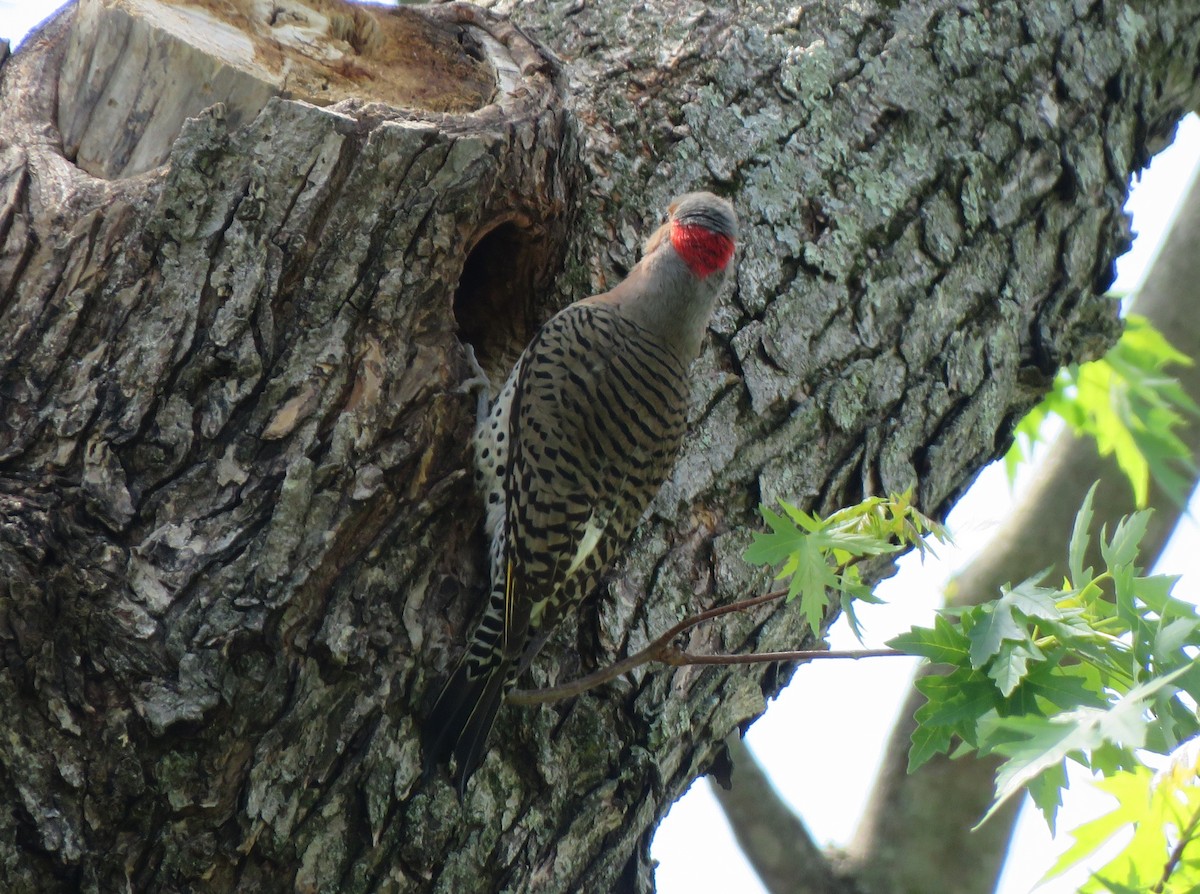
712 736 845 894
509 589 789 704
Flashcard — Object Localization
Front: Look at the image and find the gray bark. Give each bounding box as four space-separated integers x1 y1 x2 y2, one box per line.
0 1 1197 893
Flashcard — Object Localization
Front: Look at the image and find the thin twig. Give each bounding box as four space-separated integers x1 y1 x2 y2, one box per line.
506 587 905 706
506 589 789 705
659 647 906 666
1154 797 1200 892
655 587 791 640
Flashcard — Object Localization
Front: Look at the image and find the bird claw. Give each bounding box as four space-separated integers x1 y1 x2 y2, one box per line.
456 343 492 423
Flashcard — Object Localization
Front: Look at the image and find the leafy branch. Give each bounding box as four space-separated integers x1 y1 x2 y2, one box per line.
742 490 947 639
891 483 1200 889
510 474 1200 891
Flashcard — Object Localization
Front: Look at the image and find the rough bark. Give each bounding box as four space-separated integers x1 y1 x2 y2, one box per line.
0 1 1197 894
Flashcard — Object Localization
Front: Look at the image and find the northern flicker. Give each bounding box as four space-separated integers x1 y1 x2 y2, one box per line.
424 192 739 791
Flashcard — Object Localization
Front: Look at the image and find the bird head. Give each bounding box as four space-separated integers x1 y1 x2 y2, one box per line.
666 192 738 279
597 191 739 361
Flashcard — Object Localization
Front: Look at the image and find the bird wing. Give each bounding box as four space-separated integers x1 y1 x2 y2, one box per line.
500 303 689 664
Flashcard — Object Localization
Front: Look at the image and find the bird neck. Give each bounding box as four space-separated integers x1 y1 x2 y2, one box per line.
602 245 724 364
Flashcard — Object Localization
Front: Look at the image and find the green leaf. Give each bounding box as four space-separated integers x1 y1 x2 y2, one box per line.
746 495 950 637
1155 617 1200 663
1089 740 1140 777
1101 510 1153 572
1021 664 1110 713
1069 483 1098 587
907 721 954 773
1005 575 1064 619
976 667 1190 827
887 614 971 664
1135 573 1188 617
1121 313 1193 369
988 640 1044 697
787 537 841 629
968 599 1029 668
1027 759 1067 834
1048 739 1200 893
743 506 806 566
909 668 1003 768
914 671 1001 731
1045 767 1155 881
778 500 825 532
966 576 1060 669
1000 315 1198 505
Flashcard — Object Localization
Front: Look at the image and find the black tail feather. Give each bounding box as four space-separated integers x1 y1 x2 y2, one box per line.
422 658 508 795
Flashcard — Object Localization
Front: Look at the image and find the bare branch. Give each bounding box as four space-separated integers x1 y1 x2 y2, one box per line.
508 584 906 706
660 647 905 667
508 589 789 705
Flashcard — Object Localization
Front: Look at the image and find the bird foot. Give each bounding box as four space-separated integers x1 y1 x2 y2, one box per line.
456 343 492 423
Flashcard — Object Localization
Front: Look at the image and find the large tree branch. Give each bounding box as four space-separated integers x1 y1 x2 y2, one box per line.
710 151 1200 894
848 162 1200 894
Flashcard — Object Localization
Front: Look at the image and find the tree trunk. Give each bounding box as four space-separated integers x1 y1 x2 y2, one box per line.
1 1 1196 892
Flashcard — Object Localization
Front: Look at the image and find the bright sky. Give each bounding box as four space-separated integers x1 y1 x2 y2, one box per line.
0 1 55 41
3 5 1199 893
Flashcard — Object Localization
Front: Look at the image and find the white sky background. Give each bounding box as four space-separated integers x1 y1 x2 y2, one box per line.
3 4 1199 893
0 1 55 41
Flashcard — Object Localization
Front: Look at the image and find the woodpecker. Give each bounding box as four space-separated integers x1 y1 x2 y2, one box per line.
424 192 739 791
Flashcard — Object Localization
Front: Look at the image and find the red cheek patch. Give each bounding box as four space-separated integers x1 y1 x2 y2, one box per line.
670 223 735 278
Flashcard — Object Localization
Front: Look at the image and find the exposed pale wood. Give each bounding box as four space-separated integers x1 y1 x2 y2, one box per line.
57 0 497 177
